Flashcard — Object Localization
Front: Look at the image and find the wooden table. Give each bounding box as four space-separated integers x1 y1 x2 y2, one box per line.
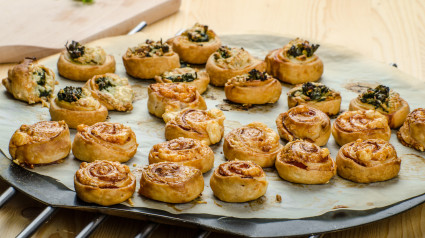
1 0 425 237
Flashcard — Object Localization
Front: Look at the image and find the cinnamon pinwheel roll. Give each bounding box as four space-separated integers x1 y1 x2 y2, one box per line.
165 108 225 145
332 110 391 146
276 105 331 146
336 139 400 183
139 162 204 203
149 137 214 173
275 140 336 184
155 67 210 94
85 73 134 111
72 122 138 163
224 69 282 105
223 122 283 168
2 58 56 104
265 38 323 84
287 82 341 116
349 85 410 128
206 46 266 86
49 86 108 129
9 121 71 168
147 83 207 120
397 108 425 151
57 41 116 81
210 160 268 202
123 39 180 79
74 160 136 206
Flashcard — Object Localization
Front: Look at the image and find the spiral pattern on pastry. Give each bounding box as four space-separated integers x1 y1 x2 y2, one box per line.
154 67 210 94
397 108 425 151
74 160 136 206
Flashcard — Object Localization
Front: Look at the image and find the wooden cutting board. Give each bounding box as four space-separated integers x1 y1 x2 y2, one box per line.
0 0 181 63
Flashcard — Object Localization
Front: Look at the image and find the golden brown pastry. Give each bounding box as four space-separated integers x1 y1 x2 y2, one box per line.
265 38 323 84
57 41 116 81
155 67 210 94
224 69 282 105
223 122 283 168
397 108 425 151
287 82 341 116
9 121 71 168
275 140 336 184
72 122 138 163
276 105 331 146
349 85 410 128
74 160 136 206
336 139 401 183
139 162 204 203
205 46 266 86
2 58 56 104
168 23 221 64
210 160 268 202
332 110 391 146
123 39 180 79
85 73 134 111
49 86 108 129
165 108 225 145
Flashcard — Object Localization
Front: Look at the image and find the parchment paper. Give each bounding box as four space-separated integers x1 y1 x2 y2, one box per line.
1 33 425 219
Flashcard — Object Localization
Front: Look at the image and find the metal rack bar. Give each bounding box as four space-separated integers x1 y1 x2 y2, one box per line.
76 214 109 238
0 186 16 208
134 222 159 238
194 230 211 238
16 206 57 238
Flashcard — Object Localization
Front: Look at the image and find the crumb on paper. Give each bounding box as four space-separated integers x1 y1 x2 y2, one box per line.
133 163 137 167
276 194 282 203
367 202 374 206
332 205 348 209
127 198 134 206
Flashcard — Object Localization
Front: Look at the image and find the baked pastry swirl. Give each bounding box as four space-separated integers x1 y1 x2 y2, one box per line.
265 38 323 84
2 58 56 104
397 108 425 151
332 110 391 146
139 162 204 203
206 46 266 86
72 122 138 163
155 67 210 94
336 139 401 183
224 69 282 105
349 85 410 128
49 86 108 129
223 122 283 167
165 108 225 145
275 140 336 184
123 39 180 79
85 73 134 111
57 41 116 81
74 160 136 206
149 137 214 173
210 160 268 202
287 82 341 116
9 121 71 168
276 105 331 146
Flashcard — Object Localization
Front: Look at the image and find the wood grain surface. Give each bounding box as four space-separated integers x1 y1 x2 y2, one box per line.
1 0 425 237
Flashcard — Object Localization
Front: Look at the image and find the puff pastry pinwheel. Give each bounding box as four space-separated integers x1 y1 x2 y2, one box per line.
74 160 136 206
9 121 71 168
205 46 266 86
165 108 225 145
332 110 391 146
168 23 221 64
276 105 331 146
275 140 336 184
2 58 56 104
149 137 214 173
349 85 409 128
139 162 204 203
336 139 401 183
85 73 134 111
72 122 138 163
210 160 268 202
223 122 283 168
49 86 108 129
265 38 323 84
397 108 425 151
287 82 341 116
123 39 180 79
57 41 116 81
224 69 282 105
155 67 210 94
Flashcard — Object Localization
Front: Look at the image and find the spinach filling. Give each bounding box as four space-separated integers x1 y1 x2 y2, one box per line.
359 85 390 112
214 46 231 60
65 41 85 59
133 39 170 57
187 25 209 42
38 89 51 97
34 69 46 86
287 41 320 58
95 77 115 91
246 69 268 81
166 72 197 82
297 82 330 101
57 86 83 102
